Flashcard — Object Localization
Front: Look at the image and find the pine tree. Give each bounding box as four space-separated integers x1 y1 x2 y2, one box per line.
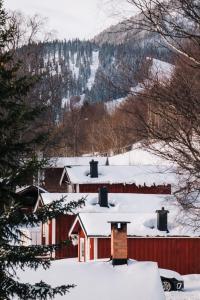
0 2 84 299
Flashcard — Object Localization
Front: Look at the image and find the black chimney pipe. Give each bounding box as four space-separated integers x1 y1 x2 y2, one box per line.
98 187 108 207
90 160 98 178
156 207 169 232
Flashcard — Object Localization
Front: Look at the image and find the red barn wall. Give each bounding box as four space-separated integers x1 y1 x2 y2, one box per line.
97 237 200 274
55 215 78 259
79 183 171 194
98 238 111 259
90 238 94 260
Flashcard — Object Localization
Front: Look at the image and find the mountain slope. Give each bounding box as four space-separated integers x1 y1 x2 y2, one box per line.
17 17 172 123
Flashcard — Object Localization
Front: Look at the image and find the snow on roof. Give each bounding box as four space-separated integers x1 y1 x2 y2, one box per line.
76 211 200 237
15 259 165 300
41 192 169 211
41 192 200 237
16 185 47 193
64 164 176 185
48 156 107 168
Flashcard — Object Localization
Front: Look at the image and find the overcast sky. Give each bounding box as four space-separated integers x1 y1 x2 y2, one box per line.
5 0 136 40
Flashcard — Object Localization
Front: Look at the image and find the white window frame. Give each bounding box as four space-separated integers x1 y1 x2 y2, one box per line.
80 238 85 262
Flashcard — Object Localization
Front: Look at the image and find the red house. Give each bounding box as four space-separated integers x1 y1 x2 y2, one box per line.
69 210 200 274
60 160 173 194
41 157 107 193
40 191 176 261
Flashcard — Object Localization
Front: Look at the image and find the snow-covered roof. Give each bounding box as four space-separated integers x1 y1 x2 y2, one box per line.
15 259 165 300
41 192 200 237
40 192 170 211
16 185 47 193
48 156 107 168
74 211 200 237
64 164 176 185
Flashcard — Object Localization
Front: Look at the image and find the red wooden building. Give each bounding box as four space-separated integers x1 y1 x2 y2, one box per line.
39 191 178 261
60 160 173 194
69 212 200 275
42 157 108 193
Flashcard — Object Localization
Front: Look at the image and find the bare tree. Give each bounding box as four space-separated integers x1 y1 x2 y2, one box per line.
121 0 200 66
123 56 200 227
7 10 56 50
104 0 200 226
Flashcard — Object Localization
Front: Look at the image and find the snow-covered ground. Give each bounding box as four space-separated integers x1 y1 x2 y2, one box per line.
166 275 200 300
14 259 200 300
109 143 170 166
15 259 164 300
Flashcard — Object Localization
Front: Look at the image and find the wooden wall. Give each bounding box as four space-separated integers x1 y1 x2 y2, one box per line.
43 168 67 192
55 215 78 259
79 183 171 194
97 237 200 275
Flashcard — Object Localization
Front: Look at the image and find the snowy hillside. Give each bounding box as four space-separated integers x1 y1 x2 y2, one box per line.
109 143 171 166
18 36 172 123
104 57 174 113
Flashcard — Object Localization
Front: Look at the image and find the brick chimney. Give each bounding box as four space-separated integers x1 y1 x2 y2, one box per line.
90 160 98 178
108 221 130 266
98 187 108 207
156 207 169 232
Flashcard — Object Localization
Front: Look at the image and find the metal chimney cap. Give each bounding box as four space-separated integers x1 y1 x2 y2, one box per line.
90 159 98 163
156 207 169 213
108 221 131 224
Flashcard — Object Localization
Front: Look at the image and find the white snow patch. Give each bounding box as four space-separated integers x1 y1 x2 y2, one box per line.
109 143 171 166
69 52 79 79
105 97 126 114
61 97 70 109
14 259 165 300
87 51 99 90
150 58 174 82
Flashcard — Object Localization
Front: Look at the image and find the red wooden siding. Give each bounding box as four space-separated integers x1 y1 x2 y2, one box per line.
128 238 200 275
79 183 171 194
97 237 200 274
98 238 111 259
55 215 78 259
90 238 94 260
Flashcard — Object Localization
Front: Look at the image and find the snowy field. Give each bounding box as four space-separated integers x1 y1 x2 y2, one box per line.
15 259 200 300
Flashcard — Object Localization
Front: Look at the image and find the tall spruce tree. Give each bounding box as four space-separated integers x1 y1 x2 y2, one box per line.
0 2 83 299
